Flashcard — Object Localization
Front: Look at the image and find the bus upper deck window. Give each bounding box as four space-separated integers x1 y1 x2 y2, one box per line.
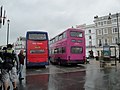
70 31 82 38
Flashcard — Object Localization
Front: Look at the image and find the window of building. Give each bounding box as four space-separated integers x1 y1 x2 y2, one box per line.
112 27 118 33
107 20 111 24
95 23 97 27
89 41 92 46
98 39 102 46
103 28 108 34
89 30 91 33
89 36 92 39
112 37 118 44
97 29 102 35
116 38 118 43
101 22 103 26
98 22 101 26
113 19 117 22
104 21 107 24
104 39 108 45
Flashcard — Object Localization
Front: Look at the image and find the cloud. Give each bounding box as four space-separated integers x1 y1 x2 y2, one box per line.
0 0 120 45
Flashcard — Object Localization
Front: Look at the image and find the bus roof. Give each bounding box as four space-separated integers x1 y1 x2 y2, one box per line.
26 31 48 34
50 28 84 41
26 31 48 40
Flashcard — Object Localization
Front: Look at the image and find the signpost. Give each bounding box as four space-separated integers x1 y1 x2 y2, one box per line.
103 45 110 59
103 45 117 66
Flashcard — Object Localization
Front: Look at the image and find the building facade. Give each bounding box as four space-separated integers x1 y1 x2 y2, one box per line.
94 13 120 57
76 24 97 58
14 36 26 54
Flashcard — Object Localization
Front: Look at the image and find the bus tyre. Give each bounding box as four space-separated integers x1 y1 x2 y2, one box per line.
58 58 61 65
58 61 61 65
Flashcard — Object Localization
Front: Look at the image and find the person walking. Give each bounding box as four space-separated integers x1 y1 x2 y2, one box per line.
0 47 7 90
0 56 3 90
1 44 20 90
18 49 25 80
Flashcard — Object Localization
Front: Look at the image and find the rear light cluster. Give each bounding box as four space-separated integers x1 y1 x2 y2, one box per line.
68 56 70 60
83 56 86 61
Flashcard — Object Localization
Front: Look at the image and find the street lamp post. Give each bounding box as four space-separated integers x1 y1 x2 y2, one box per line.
116 13 120 63
108 13 120 63
7 19 10 45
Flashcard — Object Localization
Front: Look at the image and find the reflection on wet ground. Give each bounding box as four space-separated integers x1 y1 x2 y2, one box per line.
85 60 120 90
85 68 120 90
26 74 49 90
19 60 120 90
26 64 86 90
48 71 86 90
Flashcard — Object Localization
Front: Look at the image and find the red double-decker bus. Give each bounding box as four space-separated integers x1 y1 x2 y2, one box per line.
26 31 49 67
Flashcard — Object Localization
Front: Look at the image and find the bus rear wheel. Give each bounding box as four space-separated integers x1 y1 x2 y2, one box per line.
58 58 62 65
58 61 62 65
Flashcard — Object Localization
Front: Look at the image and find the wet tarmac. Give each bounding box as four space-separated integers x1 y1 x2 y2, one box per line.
17 59 120 90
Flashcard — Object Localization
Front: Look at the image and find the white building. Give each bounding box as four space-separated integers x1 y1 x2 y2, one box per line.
76 24 97 58
14 36 26 54
94 13 120 57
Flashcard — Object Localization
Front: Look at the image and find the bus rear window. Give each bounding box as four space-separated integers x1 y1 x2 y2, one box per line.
30 50 45 54
71 46 82 54
29 34 47 40
71 39 76 42
70 31 82 37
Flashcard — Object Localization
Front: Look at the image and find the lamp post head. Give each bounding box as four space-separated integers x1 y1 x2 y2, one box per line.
108 13 112 20
116 13 118 17
7 19 10 23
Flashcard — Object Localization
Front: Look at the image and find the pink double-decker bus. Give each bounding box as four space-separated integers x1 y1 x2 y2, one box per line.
49 28 86 65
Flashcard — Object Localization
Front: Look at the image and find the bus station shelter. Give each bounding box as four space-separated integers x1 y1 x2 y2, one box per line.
100 45 117 67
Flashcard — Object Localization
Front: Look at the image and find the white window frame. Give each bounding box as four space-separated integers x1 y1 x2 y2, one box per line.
112 37 118 44
88 30 91 33
104 21 107 25
97 29 102 35
89 41 92 46
98 39 102 46
103 28 108 34
112 27 118 34
104 38 108 45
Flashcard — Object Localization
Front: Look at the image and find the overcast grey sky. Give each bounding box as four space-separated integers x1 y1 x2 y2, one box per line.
0 0 120 45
